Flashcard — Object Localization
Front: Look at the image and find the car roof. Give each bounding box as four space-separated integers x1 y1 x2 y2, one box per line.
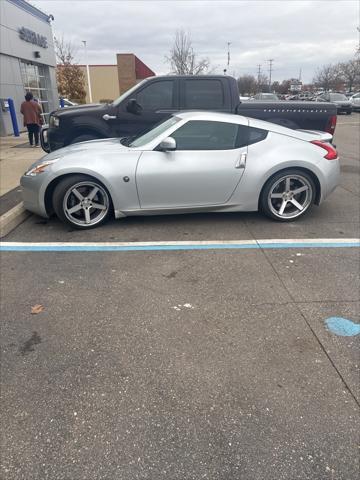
175 111 248 124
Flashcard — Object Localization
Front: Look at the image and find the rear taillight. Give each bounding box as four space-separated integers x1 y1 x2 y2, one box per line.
311 140 338 160
326 115 337 135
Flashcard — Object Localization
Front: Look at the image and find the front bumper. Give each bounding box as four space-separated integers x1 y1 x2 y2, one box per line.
40 125 50 153
20 174 49 218
336 105 352 113
41 125 66 152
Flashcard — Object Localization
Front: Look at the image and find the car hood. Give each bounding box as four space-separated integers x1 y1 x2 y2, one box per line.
44 138 129 160
51 103 106 117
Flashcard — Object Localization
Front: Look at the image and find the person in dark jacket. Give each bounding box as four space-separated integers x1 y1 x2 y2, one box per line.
20 92 43 147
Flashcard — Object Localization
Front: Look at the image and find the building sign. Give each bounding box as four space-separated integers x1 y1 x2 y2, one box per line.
19 27 48 48
290 81 302 92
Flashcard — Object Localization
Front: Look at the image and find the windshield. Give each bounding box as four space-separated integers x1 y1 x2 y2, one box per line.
330 93 347 101
112 79 148 107
129 116 181 148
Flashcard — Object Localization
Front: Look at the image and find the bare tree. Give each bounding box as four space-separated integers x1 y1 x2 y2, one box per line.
338 58 360 92
313 64 340 91
237 75 257 95
165 30 210 75
257 73 269 92
54 36 86 103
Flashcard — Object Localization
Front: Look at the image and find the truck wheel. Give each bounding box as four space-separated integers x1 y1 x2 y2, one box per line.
70 134 100 144
53 175 112 229
260 169 315 222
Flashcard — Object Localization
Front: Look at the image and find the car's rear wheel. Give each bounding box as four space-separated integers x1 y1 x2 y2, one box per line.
53 175 111 229
260 169 316 221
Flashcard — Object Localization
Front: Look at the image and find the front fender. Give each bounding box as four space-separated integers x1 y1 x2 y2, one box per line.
42 151 141 213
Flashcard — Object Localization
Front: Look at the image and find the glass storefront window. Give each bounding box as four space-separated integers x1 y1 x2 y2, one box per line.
20 60 52 123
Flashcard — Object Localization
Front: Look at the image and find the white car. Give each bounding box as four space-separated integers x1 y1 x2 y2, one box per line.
60 98 78 108
21 112 340 229
350 93 360 112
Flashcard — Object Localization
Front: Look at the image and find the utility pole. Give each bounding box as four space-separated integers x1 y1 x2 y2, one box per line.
227 42 231 68
82 40 93 103
267 58 274 92
257 64 261 86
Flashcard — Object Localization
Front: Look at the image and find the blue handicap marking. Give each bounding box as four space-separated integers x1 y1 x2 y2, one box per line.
325 317 360 337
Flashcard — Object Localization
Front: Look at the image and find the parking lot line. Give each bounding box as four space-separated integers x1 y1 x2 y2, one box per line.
1 238 359 252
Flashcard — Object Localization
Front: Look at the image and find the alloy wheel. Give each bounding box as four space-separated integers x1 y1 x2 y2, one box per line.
63 181 109 226
267 174 313 219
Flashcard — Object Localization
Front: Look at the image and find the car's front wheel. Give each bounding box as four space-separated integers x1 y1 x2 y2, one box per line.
53 175 112 229
260 169 316 221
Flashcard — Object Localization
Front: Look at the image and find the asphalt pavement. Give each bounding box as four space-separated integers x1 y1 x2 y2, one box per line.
1 114 359 480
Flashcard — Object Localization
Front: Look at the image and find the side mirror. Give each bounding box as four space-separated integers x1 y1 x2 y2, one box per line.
159 137 176 151
126 98 143 115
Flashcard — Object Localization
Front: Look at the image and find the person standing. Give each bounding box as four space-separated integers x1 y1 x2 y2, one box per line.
20 92 43 147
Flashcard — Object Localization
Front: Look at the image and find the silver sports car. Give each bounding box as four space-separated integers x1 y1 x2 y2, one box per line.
21 112 340 229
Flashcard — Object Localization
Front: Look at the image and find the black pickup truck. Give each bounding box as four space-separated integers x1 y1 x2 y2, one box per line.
42 75 337 152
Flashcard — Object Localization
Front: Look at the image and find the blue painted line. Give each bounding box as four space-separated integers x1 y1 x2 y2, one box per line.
325 317 360 337
1 243 256 252
0 241 359 252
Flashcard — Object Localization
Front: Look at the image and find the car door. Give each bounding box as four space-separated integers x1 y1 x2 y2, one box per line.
112 79 179 139
136 119 249 209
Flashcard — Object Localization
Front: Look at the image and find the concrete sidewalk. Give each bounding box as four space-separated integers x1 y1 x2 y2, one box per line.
0 133 44 237
0 133 44 196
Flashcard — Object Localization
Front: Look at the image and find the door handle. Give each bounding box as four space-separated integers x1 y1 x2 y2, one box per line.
103 114 117 121
235 152 247 169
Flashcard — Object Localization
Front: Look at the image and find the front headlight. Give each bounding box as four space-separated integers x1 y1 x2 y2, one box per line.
49 115 60 127
25 159 59 176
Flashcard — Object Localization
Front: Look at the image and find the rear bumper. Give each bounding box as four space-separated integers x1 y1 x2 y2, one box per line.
319 158 340 203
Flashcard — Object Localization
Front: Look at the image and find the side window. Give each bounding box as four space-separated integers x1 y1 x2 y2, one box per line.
136 81 173 110
171 121 239 150
248 127 268 146
184 80 224 109
235 125 268 148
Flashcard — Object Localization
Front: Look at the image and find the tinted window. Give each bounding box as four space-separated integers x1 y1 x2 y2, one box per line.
172 120 239 150
236 126 268 148
136 81 173 110
184 80 224 109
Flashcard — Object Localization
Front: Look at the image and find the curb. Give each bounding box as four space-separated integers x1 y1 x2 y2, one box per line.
0 203 31 238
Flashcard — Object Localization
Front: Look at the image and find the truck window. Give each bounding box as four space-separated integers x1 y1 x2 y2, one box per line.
136 81 173 110
171 120 239 150
184 80 224 109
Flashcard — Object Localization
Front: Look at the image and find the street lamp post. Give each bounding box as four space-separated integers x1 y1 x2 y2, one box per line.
82 40 93 103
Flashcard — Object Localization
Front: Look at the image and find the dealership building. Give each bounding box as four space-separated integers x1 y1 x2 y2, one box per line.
0 0 58 136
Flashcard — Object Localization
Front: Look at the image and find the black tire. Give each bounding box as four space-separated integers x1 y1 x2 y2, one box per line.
260 169 316 222
52 175 112 229
70 134 100 144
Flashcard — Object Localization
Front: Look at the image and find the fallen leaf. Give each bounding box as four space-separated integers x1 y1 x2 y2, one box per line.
31 304 44 314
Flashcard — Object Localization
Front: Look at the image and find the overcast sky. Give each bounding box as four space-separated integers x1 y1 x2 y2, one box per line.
33 0 359 83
